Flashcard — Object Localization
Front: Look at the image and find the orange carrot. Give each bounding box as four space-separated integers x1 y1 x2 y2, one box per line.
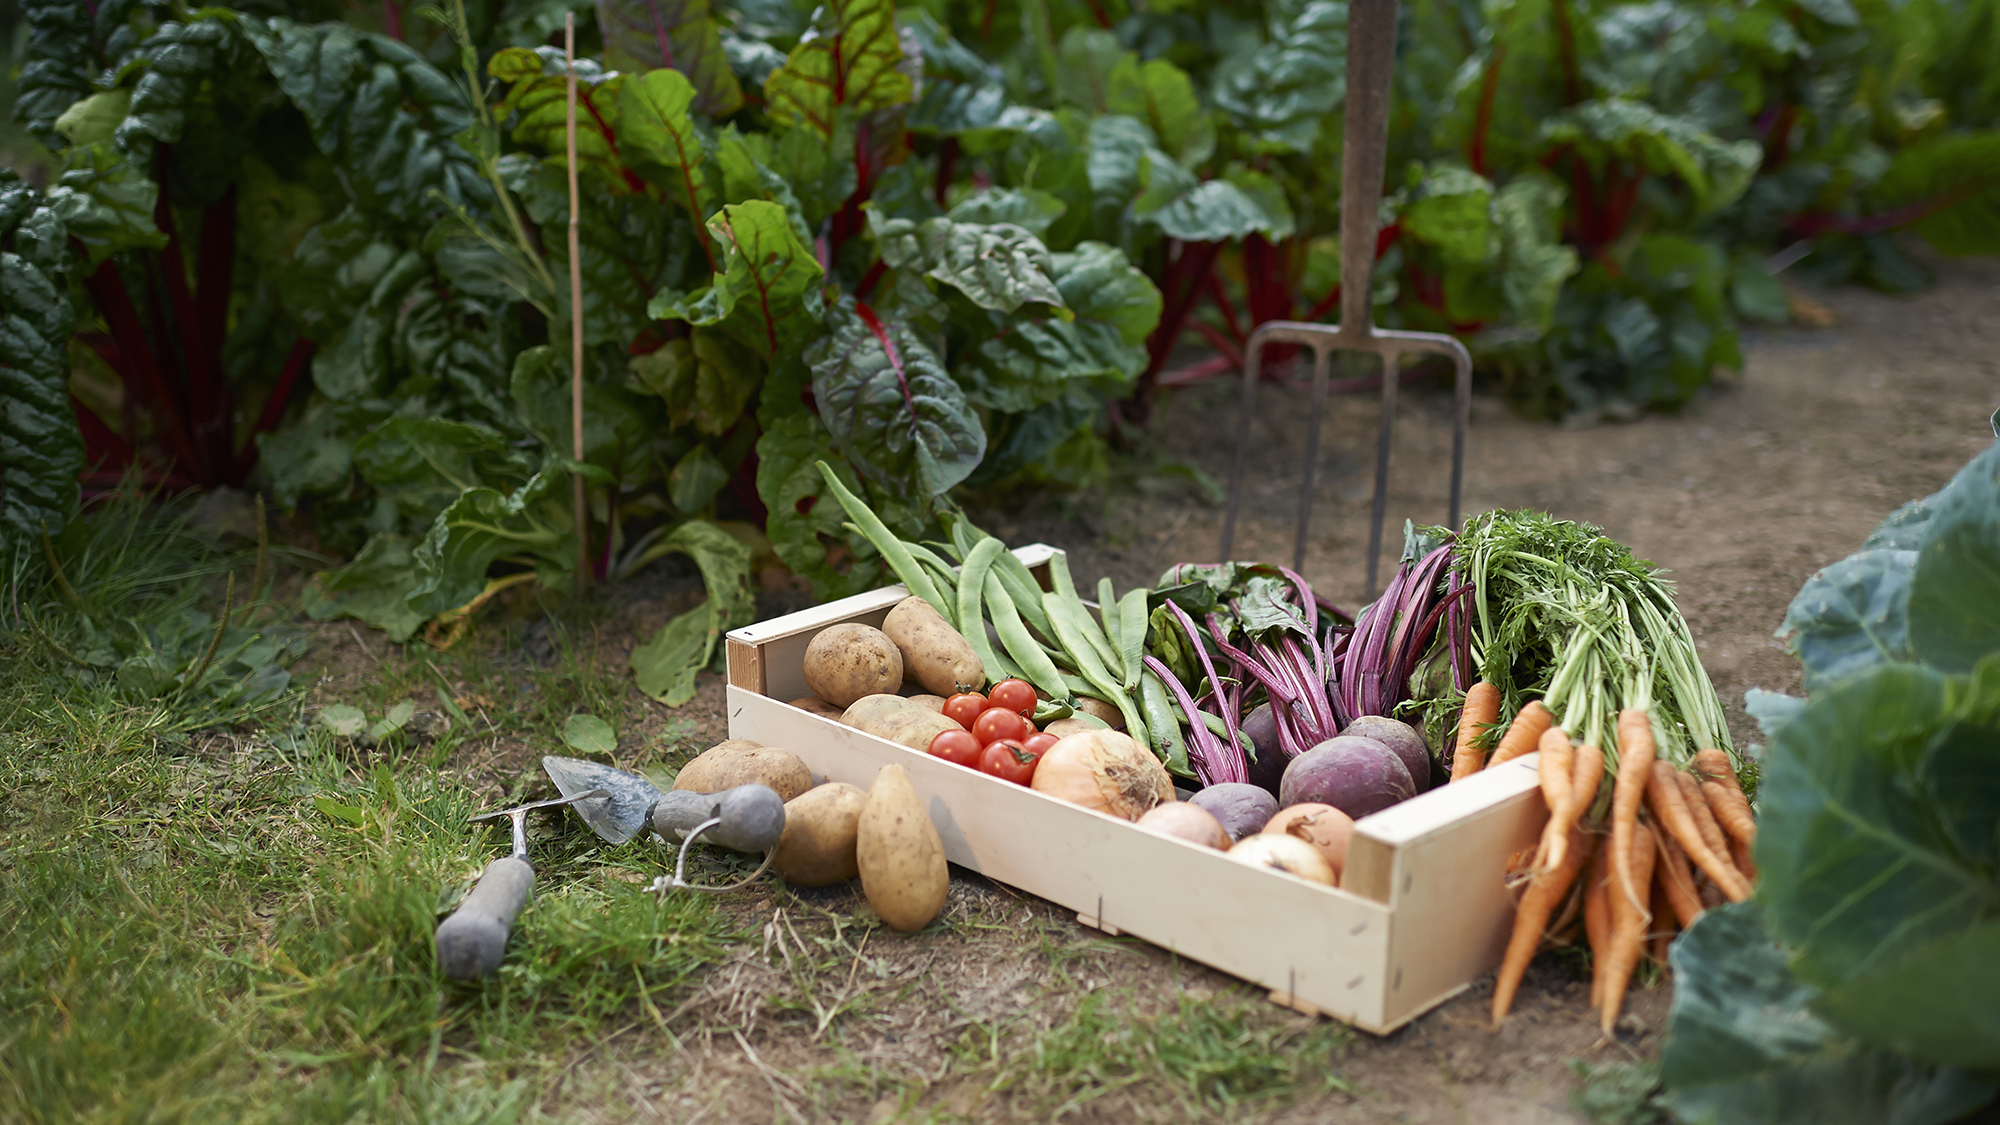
1450 682 1503 781
1487 701 1554 768
1600 820 1658 1035
1544 741 1602 873
1731 836 1759 885
1492 825 1593 1026
1654 831 1704 929
1649 873 1677 968
1694 748 1757 850
1651 764 1751 902
1535 725 1575 870
1610 709 1657 915
1584 844 1611 1008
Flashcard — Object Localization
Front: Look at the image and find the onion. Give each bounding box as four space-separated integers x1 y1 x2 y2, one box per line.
1227 833 1337 886
1262 803 1356 879
1030 730 1173 821
1135 802 1230 850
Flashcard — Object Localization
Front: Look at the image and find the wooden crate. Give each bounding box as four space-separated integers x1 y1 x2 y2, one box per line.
723 547 1549 1034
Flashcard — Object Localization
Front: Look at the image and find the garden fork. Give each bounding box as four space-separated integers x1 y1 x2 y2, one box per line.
1218 0 1473 594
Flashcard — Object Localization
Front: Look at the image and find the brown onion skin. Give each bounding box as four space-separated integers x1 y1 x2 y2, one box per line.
1135 802 1231 850
1262 803 1356 880
1029 730 1173 821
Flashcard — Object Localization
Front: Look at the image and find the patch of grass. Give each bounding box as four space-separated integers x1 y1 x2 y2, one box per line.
0 501 742 1123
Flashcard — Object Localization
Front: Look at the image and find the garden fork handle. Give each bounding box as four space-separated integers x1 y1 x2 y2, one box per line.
1338 0 1400 340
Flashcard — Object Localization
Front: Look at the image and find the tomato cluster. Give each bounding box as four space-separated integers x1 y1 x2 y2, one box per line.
928 679 1055 785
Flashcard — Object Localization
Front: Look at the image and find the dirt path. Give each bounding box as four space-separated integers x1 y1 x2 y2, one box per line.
294 254 1999 1122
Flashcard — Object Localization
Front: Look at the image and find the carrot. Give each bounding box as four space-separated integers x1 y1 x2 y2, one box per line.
1543 741 1602 873
1584 844 1611 1008
1610 709 1657 915
1731 836 1759 885
1534 725 1575 870
1600 820 1658 1036
1694 748 1757 850
1450 682 1503 781
1676 771 1739 871
1492 825 1592 1026
1487 701 1554 768
1651 764 1751 901
1654 831 1705 929
1649 873 1677 968
1698 876 1726 910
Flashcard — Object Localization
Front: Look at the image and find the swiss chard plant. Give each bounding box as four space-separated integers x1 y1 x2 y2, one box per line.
1656 427 2000 1123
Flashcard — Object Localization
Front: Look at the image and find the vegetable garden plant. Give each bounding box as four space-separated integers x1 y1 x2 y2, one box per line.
5 0 2000 701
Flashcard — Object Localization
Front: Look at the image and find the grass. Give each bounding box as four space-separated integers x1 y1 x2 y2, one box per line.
1 495 1366 1123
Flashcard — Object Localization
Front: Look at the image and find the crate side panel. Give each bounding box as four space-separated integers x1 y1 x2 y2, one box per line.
729 686 1396 1025
1377 755 1550 1029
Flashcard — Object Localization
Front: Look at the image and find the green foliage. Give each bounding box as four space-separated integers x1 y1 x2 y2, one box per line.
1661 437 2000 1119
0 171 83 560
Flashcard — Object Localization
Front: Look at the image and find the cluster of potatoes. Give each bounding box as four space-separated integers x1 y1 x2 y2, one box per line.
672 739 948 932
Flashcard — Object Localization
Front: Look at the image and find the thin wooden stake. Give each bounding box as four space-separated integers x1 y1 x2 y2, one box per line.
565 12 589 589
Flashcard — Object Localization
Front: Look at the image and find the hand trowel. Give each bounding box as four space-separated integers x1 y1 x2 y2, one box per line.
541 755 787 892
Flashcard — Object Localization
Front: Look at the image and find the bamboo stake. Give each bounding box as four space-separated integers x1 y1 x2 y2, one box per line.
564 13 588 589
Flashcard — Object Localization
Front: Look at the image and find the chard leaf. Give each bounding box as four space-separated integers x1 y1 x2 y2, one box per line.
495 154 684 345
651 200 824 359
1052 28 1130 115
871 214 1064 314
1210 0 1347 154
12 0 96 151
754 413 888 600
302 533 426 642
1539 99 1761 214
762 0 911 138
0 177 83 553
954 241 1160 412
1658 902 1995 1125
1871 131 2000 258
1088 116 1285 244
258 407 352 511
1906 442 2000 672
808 300 985 497
947 188 1068 237
617 67 720 232
508 345 656 481
667 445 730 512
351 415 531 525
488 47 632 190
628 329 764 436
1107 56 1214 166
1492 170 1579 332
407 469 572 617
595 0 743 118
712 127 815 247
629 520 754 706
46 141 165 260
902 11 1007 134
1400 164 1496 264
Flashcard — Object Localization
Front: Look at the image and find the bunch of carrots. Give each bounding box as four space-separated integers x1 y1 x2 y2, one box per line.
1442 511 1753 1034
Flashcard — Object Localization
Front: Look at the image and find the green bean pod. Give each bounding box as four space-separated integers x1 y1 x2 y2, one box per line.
1139 669 1190 776
1117 588 1150 693
992 552 1055 639
984 572 1074 705
1043 591 1147 746
817 463 954 626
1048 555 1123 679
956 538 1011 686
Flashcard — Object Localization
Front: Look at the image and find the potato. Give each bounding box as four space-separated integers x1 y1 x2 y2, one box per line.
788 695 847 722
1074 696 1125 730
1043 714 1109 739
841 693 964 752
907 694 948 714
856 765 948 932
803 623 904 709
673 742 814 801
882 596 986 696
772 782 868 887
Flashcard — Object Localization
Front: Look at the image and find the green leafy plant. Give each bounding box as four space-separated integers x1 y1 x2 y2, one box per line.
1658 438 2000 1122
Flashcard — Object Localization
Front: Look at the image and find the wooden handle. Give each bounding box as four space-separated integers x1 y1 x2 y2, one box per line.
435 856 533 979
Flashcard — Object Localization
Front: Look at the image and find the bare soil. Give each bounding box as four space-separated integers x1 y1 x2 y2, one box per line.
292 252 2000 1123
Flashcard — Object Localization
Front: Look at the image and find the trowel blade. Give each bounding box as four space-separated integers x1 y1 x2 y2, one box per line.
541 755 664 846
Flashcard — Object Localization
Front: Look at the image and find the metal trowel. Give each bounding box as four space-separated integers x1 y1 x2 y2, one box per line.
541 755 787 892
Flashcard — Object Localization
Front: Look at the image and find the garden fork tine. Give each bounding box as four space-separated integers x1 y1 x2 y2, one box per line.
1218 0 1473 595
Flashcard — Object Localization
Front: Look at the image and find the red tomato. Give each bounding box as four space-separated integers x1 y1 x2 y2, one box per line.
1023 732 1060 756
988 679 1037 717
980 739 1041 785
942 692 986 730
971 707 1030 746
928 729 983 769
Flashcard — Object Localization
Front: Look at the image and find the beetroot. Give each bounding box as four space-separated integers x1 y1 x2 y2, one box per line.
1240 702 1286 794
1278 736 1415 819
1188 783 1278 842
1340 716 1432 793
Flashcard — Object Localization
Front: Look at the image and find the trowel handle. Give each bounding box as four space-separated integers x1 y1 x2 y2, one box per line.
435 856 533 979
648 785 786 853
